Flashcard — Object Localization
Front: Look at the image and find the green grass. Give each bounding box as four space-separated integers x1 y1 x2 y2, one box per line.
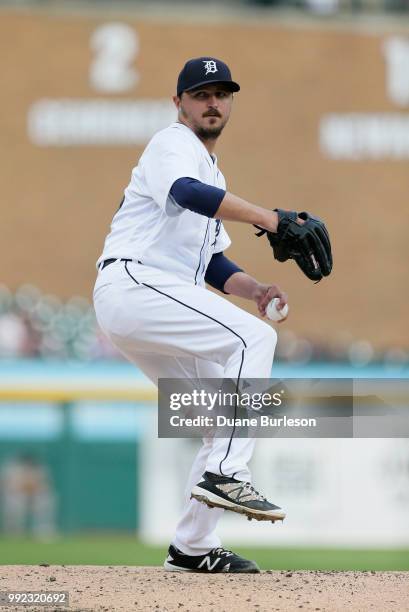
0 536 408 570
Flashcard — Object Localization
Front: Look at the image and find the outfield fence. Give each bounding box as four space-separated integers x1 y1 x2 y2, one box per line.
0 363 408 547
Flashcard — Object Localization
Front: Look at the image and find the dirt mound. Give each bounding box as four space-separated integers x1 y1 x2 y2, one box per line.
1 565 408 611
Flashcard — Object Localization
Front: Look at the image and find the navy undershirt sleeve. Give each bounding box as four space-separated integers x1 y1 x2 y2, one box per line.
205 251 243 294
169 177 226 218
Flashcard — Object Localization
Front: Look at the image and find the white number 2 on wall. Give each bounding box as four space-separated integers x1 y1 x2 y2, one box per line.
90 23 139 93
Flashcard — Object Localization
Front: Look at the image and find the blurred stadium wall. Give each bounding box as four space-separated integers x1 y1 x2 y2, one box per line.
0 1 408 351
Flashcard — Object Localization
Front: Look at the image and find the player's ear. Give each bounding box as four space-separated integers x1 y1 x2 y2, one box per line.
173 95 181 110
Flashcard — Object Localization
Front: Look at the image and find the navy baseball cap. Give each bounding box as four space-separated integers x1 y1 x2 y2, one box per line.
177 57 240 97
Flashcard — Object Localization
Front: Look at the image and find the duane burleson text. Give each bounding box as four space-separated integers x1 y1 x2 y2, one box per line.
170 415 317 428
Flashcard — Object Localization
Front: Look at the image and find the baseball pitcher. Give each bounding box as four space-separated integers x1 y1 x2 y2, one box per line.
93 57 332 573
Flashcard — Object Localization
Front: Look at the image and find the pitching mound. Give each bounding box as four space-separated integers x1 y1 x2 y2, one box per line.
1 565 408 611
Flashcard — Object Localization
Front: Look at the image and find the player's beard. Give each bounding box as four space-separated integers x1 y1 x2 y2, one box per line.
195 122 226 140
180 106 228 140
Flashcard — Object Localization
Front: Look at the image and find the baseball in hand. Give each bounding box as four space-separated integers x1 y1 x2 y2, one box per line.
266 297 289 322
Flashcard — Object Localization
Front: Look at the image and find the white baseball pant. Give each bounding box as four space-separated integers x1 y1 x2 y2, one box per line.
93 259 277 555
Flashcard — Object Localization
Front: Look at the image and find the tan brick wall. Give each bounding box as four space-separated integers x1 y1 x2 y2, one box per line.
1 10 407 347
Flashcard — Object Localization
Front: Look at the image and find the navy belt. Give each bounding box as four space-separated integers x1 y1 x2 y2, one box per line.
99 258 143 271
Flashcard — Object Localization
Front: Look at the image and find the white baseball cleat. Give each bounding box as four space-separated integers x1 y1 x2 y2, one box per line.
191 471 286 523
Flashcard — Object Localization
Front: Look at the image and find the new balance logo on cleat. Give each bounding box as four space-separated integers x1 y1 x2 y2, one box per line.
198 556 221 571
190 471 286 522
163 544 259 573
216 481 261 502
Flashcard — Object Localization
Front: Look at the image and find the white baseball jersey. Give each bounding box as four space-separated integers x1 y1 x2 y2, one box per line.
97 122 231 285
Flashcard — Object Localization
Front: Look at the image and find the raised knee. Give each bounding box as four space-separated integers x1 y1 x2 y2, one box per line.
264 322 278 350
252 320 277 350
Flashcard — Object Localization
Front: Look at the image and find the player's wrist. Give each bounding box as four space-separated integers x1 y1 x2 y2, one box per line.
259 210 278 233
251 282 268 302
